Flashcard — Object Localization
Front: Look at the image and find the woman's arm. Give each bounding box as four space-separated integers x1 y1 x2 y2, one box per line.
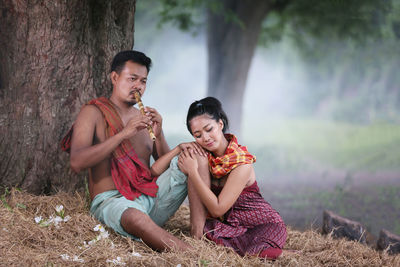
178 150 252 218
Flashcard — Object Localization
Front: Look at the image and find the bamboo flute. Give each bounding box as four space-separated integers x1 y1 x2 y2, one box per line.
134 91 156 141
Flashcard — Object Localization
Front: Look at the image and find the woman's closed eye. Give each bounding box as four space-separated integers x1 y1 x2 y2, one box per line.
206 127 213 132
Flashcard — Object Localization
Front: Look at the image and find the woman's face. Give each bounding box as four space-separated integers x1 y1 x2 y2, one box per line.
189 114 225 153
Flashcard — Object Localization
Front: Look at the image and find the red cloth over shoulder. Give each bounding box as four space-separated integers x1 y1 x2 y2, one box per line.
60 97 158 200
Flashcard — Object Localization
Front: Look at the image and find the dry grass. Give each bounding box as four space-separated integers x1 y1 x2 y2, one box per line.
1 189 399 267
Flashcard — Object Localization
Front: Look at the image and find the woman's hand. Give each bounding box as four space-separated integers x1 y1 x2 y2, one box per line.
195 151 209 170
178 149 198 175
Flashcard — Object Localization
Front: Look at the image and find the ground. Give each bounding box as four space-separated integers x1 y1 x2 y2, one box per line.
1 189 399 266
260 170 400 242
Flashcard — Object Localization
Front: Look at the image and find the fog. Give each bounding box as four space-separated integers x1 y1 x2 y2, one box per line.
134 24 312 142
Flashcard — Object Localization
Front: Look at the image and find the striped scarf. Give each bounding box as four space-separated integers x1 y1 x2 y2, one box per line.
61 97 158 200
207 134 256 179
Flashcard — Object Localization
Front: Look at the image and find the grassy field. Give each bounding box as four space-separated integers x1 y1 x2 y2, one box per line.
243 119 400 174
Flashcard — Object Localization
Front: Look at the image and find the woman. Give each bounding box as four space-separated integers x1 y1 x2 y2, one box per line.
178 97 287 259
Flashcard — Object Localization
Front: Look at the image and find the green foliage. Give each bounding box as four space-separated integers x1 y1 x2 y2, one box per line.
158 0 205 31
198 259 210 266
154 0 396 45
156 0 245 33
0 187 12 212
287 0 391 40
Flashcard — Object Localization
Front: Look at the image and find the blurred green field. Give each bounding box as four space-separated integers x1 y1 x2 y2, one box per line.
242 119 400 174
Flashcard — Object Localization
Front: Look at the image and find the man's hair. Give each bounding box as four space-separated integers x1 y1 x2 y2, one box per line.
111 50 152 74
186 97 229 135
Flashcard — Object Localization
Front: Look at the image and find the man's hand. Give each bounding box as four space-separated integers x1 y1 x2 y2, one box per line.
178 142 207 157
144 106 163 137
120 114 152 140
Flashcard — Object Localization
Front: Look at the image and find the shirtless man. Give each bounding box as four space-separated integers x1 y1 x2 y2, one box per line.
66 50 193 251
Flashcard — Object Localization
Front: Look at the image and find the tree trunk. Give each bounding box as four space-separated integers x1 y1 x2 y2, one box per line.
207 0 270 135
0 0 135 194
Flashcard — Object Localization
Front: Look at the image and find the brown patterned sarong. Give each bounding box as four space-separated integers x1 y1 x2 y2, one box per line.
204 181 287 258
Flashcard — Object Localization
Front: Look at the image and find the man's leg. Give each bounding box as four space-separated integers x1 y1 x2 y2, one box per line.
120 208 190 251
148 156 188 226
188 154 210 239
90 190 189 251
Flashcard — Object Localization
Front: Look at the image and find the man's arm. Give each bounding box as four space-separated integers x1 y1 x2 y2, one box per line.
150 145 181 176
69 105 122 173
145 106 170 160
152 130 170 160
70 105 150 173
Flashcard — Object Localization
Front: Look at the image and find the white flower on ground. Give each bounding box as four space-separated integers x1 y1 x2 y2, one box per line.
176 264 182 267
60 254 84 263
55 205 64 213
72 255 84 263
60 254 70 260
100 230 109 239
53 216 63 224
63 215 71 222
34 205 69 228
93 223 109 241
34 216 43 224
132 252 142 257
82 224 110 247
106 257 126 265
55 204 65 219
47 215 63 228
93 224 105 232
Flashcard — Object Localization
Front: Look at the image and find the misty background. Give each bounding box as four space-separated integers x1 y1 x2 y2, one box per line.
133 1 400 238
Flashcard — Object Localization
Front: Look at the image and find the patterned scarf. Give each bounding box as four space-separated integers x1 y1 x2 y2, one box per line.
61 97 158 200
207 134 256 179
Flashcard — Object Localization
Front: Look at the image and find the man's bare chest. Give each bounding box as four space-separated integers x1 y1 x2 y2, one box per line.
94 117 153 163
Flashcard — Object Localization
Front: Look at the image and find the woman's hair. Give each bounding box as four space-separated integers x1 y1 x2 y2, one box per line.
186 97 229 134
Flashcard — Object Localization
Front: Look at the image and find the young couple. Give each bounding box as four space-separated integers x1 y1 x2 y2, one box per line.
62 50 287 259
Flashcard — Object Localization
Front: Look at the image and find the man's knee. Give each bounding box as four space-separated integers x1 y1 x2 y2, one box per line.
121 208 153 235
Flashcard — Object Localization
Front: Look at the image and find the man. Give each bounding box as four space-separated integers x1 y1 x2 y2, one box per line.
62 50 190 251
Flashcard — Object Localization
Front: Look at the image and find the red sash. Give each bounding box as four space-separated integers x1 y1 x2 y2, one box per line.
61 97 158 200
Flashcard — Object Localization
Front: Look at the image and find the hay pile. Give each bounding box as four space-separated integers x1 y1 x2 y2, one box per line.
1 189 399 266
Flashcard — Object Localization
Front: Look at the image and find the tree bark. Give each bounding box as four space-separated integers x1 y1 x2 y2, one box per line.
207 0 270 135
0 0 135 194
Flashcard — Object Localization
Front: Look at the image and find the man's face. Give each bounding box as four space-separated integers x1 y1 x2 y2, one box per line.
111 61 148 105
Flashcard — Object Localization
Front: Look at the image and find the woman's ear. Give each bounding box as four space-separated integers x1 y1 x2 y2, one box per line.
218 119 224 130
